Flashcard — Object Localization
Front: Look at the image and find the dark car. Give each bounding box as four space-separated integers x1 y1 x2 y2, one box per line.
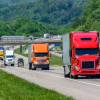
17 58 24 67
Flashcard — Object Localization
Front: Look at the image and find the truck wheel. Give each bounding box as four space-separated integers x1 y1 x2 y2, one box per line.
42 64 49 70
43 67 49 70
29 63 32 70
33 66 36 70
70 74 78 79
33 65 36 70
11 64 14 66
4 63 7 66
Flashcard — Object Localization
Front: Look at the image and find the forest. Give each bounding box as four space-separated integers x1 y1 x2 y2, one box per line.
0 0 99 36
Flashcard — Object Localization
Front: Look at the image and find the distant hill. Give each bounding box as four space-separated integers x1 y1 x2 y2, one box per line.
0 0 36 5
0 0 86 26
71 0 100 32
2 0 98 36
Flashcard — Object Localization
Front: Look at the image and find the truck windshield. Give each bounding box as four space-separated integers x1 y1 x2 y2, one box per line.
35 53 48 57
76 48 99 55
6 55 14 58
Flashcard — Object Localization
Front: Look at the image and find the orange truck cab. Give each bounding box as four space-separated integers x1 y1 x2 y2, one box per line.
28 43 49 70
63 31 100 78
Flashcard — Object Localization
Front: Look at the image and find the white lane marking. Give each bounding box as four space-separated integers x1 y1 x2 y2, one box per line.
22 68 100 88
2 67 100 88
45 73 100 87
72 79 100 87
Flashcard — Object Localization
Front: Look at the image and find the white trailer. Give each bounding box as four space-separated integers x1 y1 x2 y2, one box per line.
62 34 71 77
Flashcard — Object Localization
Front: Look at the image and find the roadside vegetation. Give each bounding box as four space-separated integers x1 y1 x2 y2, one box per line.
0 70 73 100
50 55 62 66
0 0 99 36
0 0 86 36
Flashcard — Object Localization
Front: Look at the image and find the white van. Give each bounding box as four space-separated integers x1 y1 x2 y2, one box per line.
4 50 15 66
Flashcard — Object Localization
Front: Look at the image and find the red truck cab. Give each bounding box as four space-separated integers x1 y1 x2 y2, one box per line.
63 31 100 78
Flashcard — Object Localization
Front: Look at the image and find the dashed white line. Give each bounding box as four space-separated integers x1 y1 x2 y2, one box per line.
44 72 100 87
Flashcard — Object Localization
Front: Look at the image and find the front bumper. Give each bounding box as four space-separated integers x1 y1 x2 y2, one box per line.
33 64 49 68
73 69 100 76
5 61 14 65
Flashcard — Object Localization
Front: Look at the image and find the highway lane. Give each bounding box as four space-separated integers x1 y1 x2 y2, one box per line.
1 54 100 100
15 53 100 85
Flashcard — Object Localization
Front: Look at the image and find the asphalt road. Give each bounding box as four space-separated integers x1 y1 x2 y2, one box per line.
1 54 100 100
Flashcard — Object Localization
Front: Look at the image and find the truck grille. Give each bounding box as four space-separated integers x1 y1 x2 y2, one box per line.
82 61 94 69
38 59 46 63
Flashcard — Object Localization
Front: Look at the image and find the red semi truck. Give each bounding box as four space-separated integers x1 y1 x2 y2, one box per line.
63 31 100 78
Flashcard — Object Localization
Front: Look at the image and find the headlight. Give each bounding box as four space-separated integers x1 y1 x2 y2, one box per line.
34 62 38 64
74 66 79 71
97 66 100 70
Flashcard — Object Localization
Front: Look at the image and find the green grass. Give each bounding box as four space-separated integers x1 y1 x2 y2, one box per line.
0 70 73 100
15 47 63 66
50 55 63 66
15 47 28 57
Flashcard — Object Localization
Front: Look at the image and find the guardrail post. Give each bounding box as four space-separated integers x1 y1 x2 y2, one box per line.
20 45 23 54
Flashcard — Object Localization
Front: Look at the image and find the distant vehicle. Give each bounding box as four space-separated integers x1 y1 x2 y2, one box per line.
28 43 50 70
63 31 100 79
0 57 4 67
0 47 4 66
28 36 34 40
44 33 50 38
4 49 15 66
17 58 24 67
0 46 4 57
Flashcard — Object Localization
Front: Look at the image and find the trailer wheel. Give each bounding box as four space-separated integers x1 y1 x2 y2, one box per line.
29 63 32 70
64 66 70 78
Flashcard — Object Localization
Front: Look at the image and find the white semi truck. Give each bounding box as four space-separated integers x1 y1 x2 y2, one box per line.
4 50 15 66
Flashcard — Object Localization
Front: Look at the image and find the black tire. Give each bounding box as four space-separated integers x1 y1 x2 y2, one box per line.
42 67 49 70
33 66 36 70
42 64 49 70
64 66 67 78
4 63 7 66
11 64 14 66
64 66 70 78
70 74 78 79
29 63 32 70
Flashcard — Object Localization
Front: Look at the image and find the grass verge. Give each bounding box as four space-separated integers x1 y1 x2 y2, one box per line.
0 70 73 100
50 55 63 66
15 47 28 57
